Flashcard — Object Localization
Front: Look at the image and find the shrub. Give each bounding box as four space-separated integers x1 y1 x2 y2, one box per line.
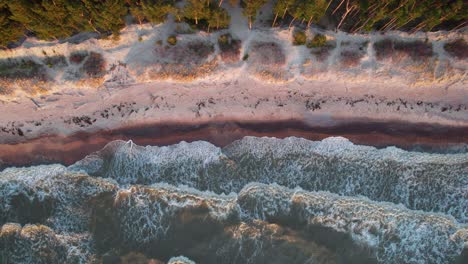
242 54 249 61
167 35 177 46
69 51 89 65
307 34 327 48
43 55 67 68
340 50 363 67
156 40 163 46
393 40 433 61
249 42 285 66
293 31 307 46
0 58 47 80
187 41 214 58
310 41 336 62
153 39 215 66
218 34 230 47
444 39 467 59
373 39 393 60
374 39 433 61
138 36 143 42
219 34 242 63
82 52 106 77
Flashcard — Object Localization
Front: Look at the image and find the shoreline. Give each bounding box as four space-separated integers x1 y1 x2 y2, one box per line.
1 77 467 143
0 25 466 170
1 118 467 169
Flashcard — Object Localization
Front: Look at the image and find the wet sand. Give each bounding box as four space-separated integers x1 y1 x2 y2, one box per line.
1 118 467 170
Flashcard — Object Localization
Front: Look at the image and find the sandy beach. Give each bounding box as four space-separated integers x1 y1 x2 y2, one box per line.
0 22 467 168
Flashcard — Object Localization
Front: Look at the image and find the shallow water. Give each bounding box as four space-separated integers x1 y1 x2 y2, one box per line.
1 120 467 170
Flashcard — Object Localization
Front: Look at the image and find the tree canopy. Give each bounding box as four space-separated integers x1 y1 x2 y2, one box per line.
241 0 268 29
272 0 467 32
0 0 465 48
129 0 177 25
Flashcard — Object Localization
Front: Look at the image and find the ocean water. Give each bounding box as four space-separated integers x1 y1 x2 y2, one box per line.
1 136 467 263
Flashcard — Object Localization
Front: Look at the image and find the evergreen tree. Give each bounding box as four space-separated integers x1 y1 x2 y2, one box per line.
7 0 91 40
8 0 66 40
286 0 304 28
183 0 210 25
82 0 127 37
129 0 176 25
207 4 230 31
348 0 467 32
272 0 294 27
241 0 267 29
0 3 24 48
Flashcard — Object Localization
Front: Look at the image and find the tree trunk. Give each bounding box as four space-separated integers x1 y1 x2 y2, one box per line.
307 16 314 28
195 16 198 24
88 19 100 33
249 17 252 30
288 17 296 29
272 12 279 27
282 8 288 19
333 0 347 15
336 1 354 30
219 0 223 7
381 17 397 31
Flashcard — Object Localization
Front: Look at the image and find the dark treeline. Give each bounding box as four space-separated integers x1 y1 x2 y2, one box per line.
0 0 466 48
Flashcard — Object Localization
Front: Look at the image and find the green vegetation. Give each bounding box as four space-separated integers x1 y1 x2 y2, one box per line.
218 34 230 46
273 0 466 31
0 58 47 80
351 0 466 32
0 1 465 48
307 34 327 48
207 5 230 31
129 0 176 25
242 53 249 61
292 31 306 45
182 1 231 31
241 0 268 29
43 55 67 69
167 35 177 46
0 4 24 48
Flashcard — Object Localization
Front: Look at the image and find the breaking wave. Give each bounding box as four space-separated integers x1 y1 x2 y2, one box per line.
1 136 467 263
70 136 468 223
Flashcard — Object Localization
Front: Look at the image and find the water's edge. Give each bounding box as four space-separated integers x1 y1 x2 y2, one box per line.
1 119 467 170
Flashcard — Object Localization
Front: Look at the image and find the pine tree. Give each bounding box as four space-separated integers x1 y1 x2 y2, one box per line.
82 0 127 37
183 0 210 25
7 0 90 40
241 0 267 30
0 4 24 48
272 0 295 27
129 0 176 25
207 4 230 31
8 0 57 40
287 1 304 28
